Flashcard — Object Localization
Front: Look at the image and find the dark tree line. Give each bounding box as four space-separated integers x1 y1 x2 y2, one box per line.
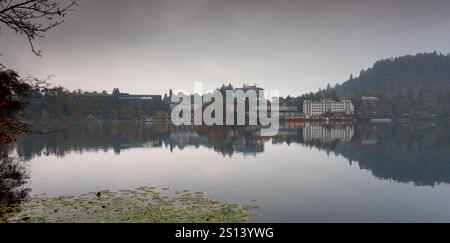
0 70 54 143
24 88 166 121
0 70 30 144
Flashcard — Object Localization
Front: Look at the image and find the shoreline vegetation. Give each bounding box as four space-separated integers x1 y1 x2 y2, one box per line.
23 117 448 137
26 115 448 125
2 186 259 223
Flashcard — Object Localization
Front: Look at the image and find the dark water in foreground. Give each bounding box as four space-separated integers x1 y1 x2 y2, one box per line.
3 121 450 222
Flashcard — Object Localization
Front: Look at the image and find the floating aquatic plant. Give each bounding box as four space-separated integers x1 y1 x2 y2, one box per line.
6 187 259 223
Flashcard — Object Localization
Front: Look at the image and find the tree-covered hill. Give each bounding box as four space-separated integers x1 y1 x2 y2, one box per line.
334 52 450 117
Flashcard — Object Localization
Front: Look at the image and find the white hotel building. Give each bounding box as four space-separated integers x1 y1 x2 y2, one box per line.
303 99 354 117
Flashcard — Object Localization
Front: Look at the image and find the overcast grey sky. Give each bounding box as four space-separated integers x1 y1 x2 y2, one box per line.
2 0 450 96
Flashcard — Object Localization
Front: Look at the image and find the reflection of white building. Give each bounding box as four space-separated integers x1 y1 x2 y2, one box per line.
303 123 354 142
303 99 354 117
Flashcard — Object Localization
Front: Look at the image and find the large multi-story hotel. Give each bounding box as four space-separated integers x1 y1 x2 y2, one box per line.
303 99 354 117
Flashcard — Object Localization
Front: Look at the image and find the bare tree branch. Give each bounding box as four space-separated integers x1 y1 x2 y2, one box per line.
0 0 78 56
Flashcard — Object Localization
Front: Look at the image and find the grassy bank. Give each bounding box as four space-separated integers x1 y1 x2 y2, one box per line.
4 186 259 223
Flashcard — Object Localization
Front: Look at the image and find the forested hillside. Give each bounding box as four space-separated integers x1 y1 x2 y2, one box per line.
334 52 450 117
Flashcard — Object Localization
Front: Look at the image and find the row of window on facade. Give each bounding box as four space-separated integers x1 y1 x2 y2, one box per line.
303 99 354 117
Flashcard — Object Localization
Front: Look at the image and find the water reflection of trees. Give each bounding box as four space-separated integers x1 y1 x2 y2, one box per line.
16 121 171 158
294 123 450 186
16 122 271 158
338 123 450 186
13 121 450 186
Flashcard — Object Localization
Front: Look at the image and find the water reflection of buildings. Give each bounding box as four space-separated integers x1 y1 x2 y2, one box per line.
16 122 355 158
303 123 354 142
13 121 450 186
165 125 208 150
163 125 267 156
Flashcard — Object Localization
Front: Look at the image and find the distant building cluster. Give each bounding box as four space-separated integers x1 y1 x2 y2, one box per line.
303 99 354 117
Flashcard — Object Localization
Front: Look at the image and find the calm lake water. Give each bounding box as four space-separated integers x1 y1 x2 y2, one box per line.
6 121 450 222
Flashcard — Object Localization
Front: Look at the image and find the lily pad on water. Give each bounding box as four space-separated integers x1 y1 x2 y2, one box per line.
6 186 259 223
